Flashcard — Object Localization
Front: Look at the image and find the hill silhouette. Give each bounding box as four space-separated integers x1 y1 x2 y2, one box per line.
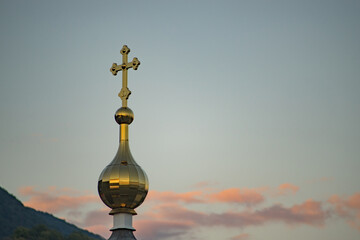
0 186 104 240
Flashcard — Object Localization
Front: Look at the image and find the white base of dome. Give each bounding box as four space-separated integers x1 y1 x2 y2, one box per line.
110 212 135 231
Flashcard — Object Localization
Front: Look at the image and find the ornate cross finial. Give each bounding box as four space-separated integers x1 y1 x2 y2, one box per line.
110 45 141 107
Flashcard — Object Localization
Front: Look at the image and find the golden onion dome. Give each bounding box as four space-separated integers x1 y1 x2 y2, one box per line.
98 107 149 215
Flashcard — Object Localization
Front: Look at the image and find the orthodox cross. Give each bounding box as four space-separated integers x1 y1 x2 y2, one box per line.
110 45 141 107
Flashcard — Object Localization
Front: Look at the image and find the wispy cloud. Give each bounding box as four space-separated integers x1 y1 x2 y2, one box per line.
17 185 360 240
148 190 204 203
276 183 300 196
83 208 110 228
209 188 264 205
133 199 328 239
141 199 328 228
82 209 112 239
148 187 265 206
328 193 360 230
19 186 99 213
230 233 249 240
85 225 110 239
135 219 193 240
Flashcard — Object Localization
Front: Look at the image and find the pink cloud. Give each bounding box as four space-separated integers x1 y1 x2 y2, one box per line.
85 225 111 239
231 233 250 240
347 193 360 209
18 185 360 239
285 199 328 226
138 199 328 231
83 208 111 227
148 188 265 206
79 209 112 239
209 188 264 205
329 193 360 230
148 190 204 203
277 183 299 196
203 200 327 227
19 186 99 213
82 206 195 239
135 219 192 239
104 198 328 240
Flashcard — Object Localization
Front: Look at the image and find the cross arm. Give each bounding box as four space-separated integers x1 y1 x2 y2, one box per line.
110 63 122 76
110 58 141 76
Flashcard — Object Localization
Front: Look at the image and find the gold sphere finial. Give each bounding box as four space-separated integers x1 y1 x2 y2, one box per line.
115 107 134 125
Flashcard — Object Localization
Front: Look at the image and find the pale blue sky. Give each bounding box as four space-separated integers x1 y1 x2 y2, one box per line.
0 1 359 239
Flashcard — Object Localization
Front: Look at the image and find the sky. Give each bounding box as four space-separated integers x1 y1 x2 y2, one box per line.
0 0 359 239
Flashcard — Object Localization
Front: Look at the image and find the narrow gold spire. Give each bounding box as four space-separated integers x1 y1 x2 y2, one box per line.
110 45 141 107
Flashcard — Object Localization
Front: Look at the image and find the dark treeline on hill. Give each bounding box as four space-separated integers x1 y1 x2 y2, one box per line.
3 225 96 240
0 186 104 240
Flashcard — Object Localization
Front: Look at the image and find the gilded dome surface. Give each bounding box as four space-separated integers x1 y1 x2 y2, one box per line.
98 139 148 214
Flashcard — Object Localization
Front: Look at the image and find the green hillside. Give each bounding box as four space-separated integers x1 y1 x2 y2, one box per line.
0 186 104 240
